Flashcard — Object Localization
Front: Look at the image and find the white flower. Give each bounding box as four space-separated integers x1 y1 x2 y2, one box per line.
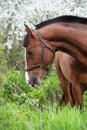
0 0 87 49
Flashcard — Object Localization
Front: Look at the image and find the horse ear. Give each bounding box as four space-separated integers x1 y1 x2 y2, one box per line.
24 24 33 37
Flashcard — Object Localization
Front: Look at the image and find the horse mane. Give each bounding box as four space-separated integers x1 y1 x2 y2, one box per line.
35 15 87 29
23 34 29 47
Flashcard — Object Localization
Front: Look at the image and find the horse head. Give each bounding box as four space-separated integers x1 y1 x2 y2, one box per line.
23 24 55 87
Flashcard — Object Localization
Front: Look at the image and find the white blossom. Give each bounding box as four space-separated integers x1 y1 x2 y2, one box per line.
0 0 87 48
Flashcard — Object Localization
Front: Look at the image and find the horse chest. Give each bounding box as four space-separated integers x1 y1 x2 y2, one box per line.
60 53 72 82
79 73 87 83
60 53 87 83
70 59 87 83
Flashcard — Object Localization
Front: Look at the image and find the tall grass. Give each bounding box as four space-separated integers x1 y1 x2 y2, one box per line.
0 44 87 130
0 102 87 130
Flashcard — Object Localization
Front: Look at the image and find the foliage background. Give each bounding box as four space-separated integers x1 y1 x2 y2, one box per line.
0 0 87 130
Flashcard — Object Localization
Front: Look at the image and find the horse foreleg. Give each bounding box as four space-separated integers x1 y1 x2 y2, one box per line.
59 93 65 105
72 82 83 109
58 71 74 106
61 82 74 105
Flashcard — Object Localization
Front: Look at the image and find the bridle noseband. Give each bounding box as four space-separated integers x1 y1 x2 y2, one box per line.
25 30 55 72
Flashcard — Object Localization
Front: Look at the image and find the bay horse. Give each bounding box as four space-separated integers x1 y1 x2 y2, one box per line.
35 15 87 107
23 15 87 107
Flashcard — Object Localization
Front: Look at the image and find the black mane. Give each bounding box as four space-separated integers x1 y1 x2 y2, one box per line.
23 34 29 47
35 15 87 29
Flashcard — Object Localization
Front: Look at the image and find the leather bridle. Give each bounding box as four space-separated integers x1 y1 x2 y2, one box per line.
25 30 55 72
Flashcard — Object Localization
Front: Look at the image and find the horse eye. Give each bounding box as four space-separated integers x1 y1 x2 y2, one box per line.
28 51 34 56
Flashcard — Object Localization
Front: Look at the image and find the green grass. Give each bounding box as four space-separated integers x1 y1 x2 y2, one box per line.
0 68 87 130
0 102 87 130
1 31 87 130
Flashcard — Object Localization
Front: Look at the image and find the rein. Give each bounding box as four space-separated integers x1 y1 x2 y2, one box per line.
25 30 55 72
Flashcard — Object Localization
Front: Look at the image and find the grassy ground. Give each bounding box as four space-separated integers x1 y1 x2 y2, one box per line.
0 44 87 130
0 102 87 130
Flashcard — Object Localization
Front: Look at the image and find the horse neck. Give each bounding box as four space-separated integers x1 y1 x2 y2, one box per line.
56 22 87 30
38 25 87 66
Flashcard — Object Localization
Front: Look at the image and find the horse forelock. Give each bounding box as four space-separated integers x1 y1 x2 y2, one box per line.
23 34 29 47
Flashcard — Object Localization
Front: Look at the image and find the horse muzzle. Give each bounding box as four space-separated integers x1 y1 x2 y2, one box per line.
29 73 41 87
